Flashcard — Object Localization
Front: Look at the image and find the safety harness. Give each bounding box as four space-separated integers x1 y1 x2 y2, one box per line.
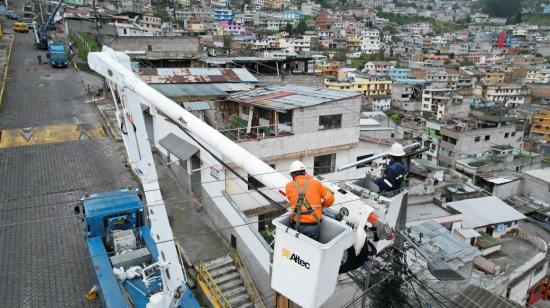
290 178 320 233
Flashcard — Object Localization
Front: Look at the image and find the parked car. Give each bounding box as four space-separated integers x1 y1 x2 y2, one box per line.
20 18 34 28
4 10 20 20
12 22 29 33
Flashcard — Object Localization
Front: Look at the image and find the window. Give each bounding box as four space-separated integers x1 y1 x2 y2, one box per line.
257 107 271 120
314 153 336 175
511 132 516 136
504 132 509 138
241 104 250 115
319 114 342 130
475 136 481 142
278 110 292 124
356 154 374 169
485 135 490 141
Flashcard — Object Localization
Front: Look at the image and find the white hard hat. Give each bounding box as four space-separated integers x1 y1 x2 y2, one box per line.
289 160 306 173
388 143 406 157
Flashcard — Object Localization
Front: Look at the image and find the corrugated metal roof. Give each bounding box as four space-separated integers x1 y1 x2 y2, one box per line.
228 85 360 111
139 68 258 84
212 83 255 92
183 101 212 112
410 221 481 264
454 285 521 308
447 196 527 229
151 84 227 98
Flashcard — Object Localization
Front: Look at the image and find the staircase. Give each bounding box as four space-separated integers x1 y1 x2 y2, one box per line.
199 255 255 308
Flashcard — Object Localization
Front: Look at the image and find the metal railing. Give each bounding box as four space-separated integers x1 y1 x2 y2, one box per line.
218 123 293 141
196 262 231 308
232 252 265 308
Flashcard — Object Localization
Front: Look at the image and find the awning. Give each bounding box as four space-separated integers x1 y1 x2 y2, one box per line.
183 101 212 112
455 228 481 239
158 133 198 161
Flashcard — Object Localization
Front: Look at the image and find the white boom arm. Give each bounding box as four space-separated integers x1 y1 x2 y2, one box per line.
88 47 398 305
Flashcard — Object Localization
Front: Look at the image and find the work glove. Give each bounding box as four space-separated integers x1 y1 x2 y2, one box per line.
374 220 393 240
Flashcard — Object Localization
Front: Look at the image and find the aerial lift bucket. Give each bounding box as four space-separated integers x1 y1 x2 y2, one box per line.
271 216 355 308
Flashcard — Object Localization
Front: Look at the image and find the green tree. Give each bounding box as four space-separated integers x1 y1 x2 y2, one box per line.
223 34 233 49
153 7 172 22
285 22 293 35
483 0 521 18
296 19 307 35
515 12 522 23
459 60 475 67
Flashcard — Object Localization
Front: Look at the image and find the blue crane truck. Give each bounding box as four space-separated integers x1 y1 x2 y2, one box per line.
76 189 200 308
47 43 68 68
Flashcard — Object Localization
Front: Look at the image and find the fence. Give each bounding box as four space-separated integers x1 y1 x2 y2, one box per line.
218 123 293 141
73 32 91 53
196 262 231 308
232 252 266 308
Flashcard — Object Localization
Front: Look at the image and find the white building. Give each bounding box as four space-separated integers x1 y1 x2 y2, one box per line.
139 15 162 33
277 36 311 53
360 29 380 54
367 95 391 111
485 84 525 107
525 68 550 84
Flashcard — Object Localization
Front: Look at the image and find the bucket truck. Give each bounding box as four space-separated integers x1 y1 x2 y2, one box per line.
86 47 408 308
34 0 63 50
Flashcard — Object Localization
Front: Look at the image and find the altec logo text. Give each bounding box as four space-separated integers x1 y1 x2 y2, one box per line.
282 248 311 269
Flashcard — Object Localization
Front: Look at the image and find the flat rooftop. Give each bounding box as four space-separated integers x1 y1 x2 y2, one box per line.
407 202 454 223
485 237 541 276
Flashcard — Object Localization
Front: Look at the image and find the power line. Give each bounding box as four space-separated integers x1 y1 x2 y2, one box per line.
0 213 288 278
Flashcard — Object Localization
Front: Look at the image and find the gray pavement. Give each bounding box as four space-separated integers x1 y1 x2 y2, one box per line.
156 155 230 263
0 2 229 306
0 4 134 307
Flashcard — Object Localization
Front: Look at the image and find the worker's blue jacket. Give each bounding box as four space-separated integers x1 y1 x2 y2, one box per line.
373 160 408 192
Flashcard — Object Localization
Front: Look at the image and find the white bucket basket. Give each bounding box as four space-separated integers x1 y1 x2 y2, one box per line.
271 216 355 308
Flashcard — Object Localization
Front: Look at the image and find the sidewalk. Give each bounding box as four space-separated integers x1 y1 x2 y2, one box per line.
0 31 14 110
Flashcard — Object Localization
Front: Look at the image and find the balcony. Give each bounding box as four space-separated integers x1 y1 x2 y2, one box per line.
218 123 293 141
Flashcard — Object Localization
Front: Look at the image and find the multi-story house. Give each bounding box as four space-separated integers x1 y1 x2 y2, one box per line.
346 36 361 52
438 117 524 168
485 84 524 107
530 111 550 143
525 68 550 84
360 29 381 54
422 121 442 164
391 84 422 112
213 9 232 21
421 88 453 114
363 61 395 77
389 68 412 82
276 36 311 53
324 77 392 97
483 71 506 85
139 15 162 33
426 71 460 89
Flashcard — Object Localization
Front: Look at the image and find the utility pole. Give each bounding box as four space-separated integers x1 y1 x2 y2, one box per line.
92 0 102 46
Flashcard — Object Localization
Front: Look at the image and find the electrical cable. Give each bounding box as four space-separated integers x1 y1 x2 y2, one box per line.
0 213 289 278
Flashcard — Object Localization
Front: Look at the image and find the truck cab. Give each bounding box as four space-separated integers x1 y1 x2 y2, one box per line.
78 189 199 308
47 43 68 68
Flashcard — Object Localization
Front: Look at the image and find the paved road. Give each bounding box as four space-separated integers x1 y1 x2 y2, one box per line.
0 4 134 307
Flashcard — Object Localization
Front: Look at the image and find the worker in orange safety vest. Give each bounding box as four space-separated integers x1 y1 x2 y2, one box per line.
285 160 335 241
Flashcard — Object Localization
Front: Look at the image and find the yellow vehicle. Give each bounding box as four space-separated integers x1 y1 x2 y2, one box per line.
13 22 29 33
